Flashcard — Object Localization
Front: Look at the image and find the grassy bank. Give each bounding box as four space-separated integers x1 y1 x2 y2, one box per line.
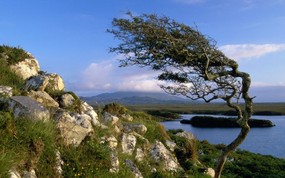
125 103 285 116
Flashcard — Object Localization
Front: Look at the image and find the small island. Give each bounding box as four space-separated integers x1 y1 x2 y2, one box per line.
180 116 275 128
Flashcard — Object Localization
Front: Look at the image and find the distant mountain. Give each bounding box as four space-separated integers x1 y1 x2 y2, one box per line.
81 91 194 105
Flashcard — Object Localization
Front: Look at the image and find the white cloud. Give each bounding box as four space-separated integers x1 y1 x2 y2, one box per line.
73 58 164 93
219 44 285 61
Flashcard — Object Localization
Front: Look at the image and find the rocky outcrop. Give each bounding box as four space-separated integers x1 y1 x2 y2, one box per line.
54 110 93 146
122 123 147 135
121 133 137 155
10 58 40 80
150 141 182 172
45 73 64 92
59 93 75 108
80 101 100 126
9 96 50 121
125 159 143 178
28 90 59 108
102 112 119 125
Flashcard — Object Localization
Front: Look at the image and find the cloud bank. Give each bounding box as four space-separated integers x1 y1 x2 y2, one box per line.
219 44 285 61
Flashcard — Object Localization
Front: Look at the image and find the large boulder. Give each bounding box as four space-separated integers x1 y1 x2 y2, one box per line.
28 90 59 108
59 93 75 108
8 96 50 121
121 133 137 155
10 58 40 80
122 123 147 135
54 110 93 146
102 112 119 125
80 101 100 126
150 141 181 172
125 159 143 178
24 75 49 91
45 73 64 92
175 131 196 141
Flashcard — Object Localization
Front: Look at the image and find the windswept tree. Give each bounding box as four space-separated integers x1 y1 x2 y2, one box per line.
108 13 254 178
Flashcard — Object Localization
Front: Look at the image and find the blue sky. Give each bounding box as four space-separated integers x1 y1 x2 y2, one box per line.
1 0 285 102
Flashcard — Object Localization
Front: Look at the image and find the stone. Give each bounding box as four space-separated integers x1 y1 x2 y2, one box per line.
125 159 143 178
80 101 100 126
45 73 64 92
165 140 176 152
59 93 75 108
9 96 50 121
121 113 133 121
121 133 137 155
9 169 21 178
175 131 196 141
55 149 64 177
22 169 37 178
102 112 119 125
101 135 118 149
150 141 181 172
206 168 215 178
109 150 119 173
28 90 59 108
10 58 40 80
135 148 144 162
24 75 49 91
54 110 93 146
0 85 13 97
122 123 147 135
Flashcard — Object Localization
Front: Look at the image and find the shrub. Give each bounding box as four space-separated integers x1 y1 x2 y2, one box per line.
0 45 31 65
103 102 128 116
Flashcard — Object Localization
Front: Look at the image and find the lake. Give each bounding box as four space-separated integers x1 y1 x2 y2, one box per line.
162 114 285 158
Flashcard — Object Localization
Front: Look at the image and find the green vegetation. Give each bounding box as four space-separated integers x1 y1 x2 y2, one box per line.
0 111 58 177
0 45 31 65
198 140 285 178
103 102 129 116
0 59 25 93
126 103 285 116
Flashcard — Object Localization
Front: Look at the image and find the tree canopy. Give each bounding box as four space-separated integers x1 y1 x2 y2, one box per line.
108 13 253 178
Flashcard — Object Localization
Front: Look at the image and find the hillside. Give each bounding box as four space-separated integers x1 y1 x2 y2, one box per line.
1 46 285 178
82 91 194 105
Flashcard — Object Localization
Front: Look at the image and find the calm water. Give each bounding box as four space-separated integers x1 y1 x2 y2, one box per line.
162 114 285 158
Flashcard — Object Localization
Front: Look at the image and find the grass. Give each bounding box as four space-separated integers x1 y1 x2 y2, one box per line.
0 111 58 177
0 45 31 65
125 102 285 115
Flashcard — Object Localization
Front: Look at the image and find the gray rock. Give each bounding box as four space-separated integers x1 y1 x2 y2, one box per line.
135 148 145 162
45 73 64 92
9 96 50 121
125 159 143 178
59 93 75 108
0 85 13 97
10 58 40 80
150 141 181 172
24 75 49 91
122 123 147 135
121 133 137 155
165 140 176 152
109 150 119 173
80 101 100 126
54 110 93 146
121 113 133 121
100 135 118 149
28 90 59 108
102 112 119 125
175 131 196 141
55 149 64 177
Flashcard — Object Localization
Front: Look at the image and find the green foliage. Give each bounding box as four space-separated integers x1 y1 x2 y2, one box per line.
103 102 129 116
147 110 181 121
0 59 25 92
0 45 31 65
198 141 285 178
0 111 57 177
49 90 82 113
